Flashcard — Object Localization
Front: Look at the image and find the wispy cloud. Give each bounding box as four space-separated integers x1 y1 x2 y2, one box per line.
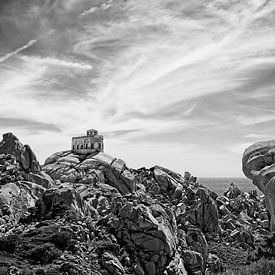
0 117 61 133
0 0 274 176
0 40 36 63
21 56 93 70
244 133 273 140
237 114 275 126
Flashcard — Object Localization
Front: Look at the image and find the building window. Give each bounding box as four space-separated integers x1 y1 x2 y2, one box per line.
80 144 83 149
85 144 88 149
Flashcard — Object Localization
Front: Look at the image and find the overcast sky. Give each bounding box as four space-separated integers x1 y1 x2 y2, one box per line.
0 0 274 177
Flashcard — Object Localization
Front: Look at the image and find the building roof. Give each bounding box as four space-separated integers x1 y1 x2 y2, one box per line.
87 129 98 132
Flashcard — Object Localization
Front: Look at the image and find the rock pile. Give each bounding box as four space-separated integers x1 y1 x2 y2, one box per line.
0 133 273 274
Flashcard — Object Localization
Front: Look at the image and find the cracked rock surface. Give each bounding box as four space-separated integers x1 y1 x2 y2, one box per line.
0 133 273 274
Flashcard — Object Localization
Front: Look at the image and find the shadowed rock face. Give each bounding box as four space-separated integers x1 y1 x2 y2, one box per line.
242 140 275 233
0 132 40 173
2 132 274 273
0 133 54 189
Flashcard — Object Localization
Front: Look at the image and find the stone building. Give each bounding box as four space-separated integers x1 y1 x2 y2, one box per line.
72 129 104 154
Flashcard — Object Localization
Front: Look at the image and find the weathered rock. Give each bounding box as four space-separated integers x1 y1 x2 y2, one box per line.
219 205 231 216
58 155 80 165
92 152 116 166
0 133 40 173
37 187 90 219
186 227 208 268
206 253 224 273
0 181 44 223
102 252 125 275
0 134 54 191
134 264 145 275
184 172 191 180
104 166 136 194
43 151 136 194
165 252 187 275
153 167 178 192
24 144 40 173
189 189 219 233
79 158 101 170
113 201 178 272
144 261 156 275
29 172 55 189
224 183 242 199
44 151 70 165
243 141 275 232
1 132 269 275
43 162 80 183
182 250 204 274
111 159 126 172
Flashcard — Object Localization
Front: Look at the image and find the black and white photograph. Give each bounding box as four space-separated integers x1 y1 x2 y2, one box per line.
0 0 275 274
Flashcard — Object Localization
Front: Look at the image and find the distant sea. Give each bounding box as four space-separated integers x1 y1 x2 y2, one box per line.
198 177 262 196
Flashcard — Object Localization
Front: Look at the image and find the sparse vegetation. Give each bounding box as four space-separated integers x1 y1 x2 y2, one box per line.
222 259 275 275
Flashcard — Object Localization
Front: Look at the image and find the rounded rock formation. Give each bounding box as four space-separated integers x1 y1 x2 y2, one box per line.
242 140 275 233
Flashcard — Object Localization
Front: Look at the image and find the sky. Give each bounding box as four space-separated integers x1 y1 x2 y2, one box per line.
0 0 274 177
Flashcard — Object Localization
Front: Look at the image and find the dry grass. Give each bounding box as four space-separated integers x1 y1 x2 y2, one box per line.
221 259 275 275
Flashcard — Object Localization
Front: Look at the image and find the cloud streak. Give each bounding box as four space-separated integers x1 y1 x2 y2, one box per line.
0 0 274 176
0 117 61 133
0 40 36 63
21 56 93 70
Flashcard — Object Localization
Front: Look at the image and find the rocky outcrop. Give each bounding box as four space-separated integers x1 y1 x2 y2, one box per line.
0 132 273 274
43 151 136 194
224 183 241 199
113 202 178 270
0 133 40 173
0 136 53 226
37 187 91 219
0 133 54 189
242 140 275 232
189 188 220 234
153 166 184 200
0 181 44 224
32 148 211 274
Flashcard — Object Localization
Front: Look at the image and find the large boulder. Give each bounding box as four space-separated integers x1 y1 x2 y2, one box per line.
104 167 136 194
153 166 185 200
0 133 54 188
224 183 242 199
242 141 275 232
0 133 40 173
102 252 125 275
153 167 178 192
0 181 45 223
182 250 204 274
186 227 208 271
43 151 136 195
109 200 178 273
37 187 91 219
165 252 187 275
189 188 219 234
44 151 71 165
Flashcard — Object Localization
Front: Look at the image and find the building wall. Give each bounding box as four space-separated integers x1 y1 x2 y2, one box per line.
72 135 104 154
